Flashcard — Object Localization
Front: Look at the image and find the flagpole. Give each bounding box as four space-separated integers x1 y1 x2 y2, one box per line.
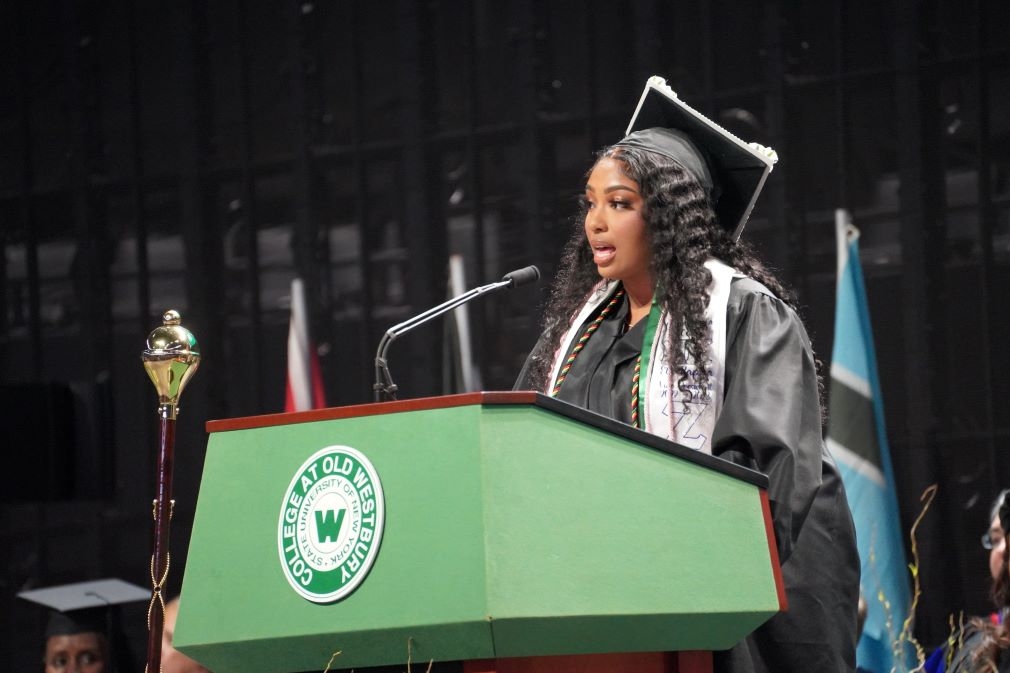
448 255 478 392
285 277 326 412
834 208 855 281
828 212 913 672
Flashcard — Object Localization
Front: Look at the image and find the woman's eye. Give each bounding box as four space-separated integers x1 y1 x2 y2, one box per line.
51 655 69 668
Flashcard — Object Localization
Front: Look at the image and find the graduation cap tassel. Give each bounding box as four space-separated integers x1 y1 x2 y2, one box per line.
141 310 201 673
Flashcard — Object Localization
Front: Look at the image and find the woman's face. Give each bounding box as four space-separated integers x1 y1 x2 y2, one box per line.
44 633 106 673
583 157 652 292
990 514 1006 582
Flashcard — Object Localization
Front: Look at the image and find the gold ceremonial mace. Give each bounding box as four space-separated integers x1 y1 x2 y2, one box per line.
141 310 200 673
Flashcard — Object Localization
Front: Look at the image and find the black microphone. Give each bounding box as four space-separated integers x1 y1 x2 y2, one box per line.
502 265 541 288
373 265 541 401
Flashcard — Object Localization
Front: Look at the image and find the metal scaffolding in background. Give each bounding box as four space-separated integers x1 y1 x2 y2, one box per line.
1 1 1010 669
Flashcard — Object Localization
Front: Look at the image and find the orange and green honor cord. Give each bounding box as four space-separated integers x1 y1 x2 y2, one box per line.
551 289 625 396
551 287 661 432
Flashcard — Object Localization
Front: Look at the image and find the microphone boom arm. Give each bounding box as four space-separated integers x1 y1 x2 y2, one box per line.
373 266 539 402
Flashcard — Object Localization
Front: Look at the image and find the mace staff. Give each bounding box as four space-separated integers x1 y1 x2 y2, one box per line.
141 310 200 673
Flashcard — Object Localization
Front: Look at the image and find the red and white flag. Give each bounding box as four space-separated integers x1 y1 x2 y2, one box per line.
284 278 327 412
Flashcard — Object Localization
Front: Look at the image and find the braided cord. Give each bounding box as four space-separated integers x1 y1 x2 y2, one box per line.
551 290 625 396
630 354 642 427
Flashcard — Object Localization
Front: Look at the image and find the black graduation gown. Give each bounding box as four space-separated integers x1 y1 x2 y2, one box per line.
515 277 860 673
944 626 1010 673
546 291 646 424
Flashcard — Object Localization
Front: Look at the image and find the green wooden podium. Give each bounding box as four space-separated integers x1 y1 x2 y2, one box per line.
174 392 784 673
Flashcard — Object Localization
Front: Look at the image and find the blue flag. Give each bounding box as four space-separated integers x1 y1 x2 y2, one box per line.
827 209 913 672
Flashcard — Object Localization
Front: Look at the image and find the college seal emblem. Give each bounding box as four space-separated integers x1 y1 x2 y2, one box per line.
277 445 385 603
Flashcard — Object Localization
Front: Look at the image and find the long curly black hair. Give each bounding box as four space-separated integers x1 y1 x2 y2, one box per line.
523 142 796 399
968 493 1010 667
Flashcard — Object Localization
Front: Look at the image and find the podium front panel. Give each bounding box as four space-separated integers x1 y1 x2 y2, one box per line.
175 395 782 672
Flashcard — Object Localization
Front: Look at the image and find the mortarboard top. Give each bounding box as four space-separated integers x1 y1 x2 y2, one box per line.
18 578 149 638
622 75 779 239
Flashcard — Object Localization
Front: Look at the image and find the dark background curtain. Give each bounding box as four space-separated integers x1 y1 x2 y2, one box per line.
2 0 1009 669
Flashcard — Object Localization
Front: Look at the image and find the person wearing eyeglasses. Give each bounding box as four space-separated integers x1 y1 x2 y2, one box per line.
983 489 1010 600
927 490 1010 672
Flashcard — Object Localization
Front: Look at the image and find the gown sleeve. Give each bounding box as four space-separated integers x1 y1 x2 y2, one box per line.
712 279 861 672
712 278 829 565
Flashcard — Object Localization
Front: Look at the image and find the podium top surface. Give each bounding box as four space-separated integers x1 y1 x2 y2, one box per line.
206 391 767 489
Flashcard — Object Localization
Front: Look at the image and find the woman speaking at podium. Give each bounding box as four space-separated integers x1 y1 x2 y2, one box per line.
515 78 860 673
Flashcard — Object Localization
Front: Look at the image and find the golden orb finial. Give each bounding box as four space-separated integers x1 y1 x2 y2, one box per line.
142 310 201 419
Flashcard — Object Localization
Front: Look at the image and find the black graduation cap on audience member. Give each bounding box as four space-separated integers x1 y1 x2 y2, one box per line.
19 578 149 672
618 75 779 240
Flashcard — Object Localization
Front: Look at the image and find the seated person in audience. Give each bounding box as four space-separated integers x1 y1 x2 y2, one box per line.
934 489 1010 673
20 578 147 673
43 609 110 673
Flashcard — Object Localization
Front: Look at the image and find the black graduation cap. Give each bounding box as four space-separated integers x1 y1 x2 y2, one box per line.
622 75 779 239
19 579 149 671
